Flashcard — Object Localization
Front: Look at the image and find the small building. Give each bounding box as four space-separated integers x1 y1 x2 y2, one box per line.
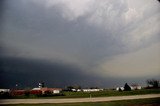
30 88 42 95
10 90 26 96
32 88 41 90
116 87 124 91
32 87 62 95
0 89 10 93
82 89 103 92
130 85 142 90
71 89 81 92
77 89 81 92
41 88 62 94
71 89 77 92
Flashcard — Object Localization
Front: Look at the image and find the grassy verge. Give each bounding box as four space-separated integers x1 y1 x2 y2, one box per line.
1 97 160 106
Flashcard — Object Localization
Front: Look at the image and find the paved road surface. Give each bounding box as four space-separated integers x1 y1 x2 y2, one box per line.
0 94 160 104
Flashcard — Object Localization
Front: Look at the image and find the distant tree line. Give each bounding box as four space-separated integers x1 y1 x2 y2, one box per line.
146 79 159 88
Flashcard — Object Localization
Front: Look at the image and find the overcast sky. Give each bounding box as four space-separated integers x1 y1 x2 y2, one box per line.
0 0 160 88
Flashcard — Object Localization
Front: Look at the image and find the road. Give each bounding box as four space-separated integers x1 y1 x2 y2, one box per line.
0 94 160 104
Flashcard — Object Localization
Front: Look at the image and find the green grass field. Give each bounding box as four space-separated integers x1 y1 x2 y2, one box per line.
62 89 160 98
1 97 160 106
2 88 160 99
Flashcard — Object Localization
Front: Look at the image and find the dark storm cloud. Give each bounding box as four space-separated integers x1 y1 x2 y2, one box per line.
1 56 153 88
0 56 92 88
0 0 160 88
0 56 123 88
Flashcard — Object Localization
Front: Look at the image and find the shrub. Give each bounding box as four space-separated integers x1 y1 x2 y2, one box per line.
124 83 131 91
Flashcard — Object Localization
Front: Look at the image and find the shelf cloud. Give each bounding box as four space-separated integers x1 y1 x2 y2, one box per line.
0 0 160 88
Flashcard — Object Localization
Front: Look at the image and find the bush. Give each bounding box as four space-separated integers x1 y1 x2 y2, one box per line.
124 83 131 91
